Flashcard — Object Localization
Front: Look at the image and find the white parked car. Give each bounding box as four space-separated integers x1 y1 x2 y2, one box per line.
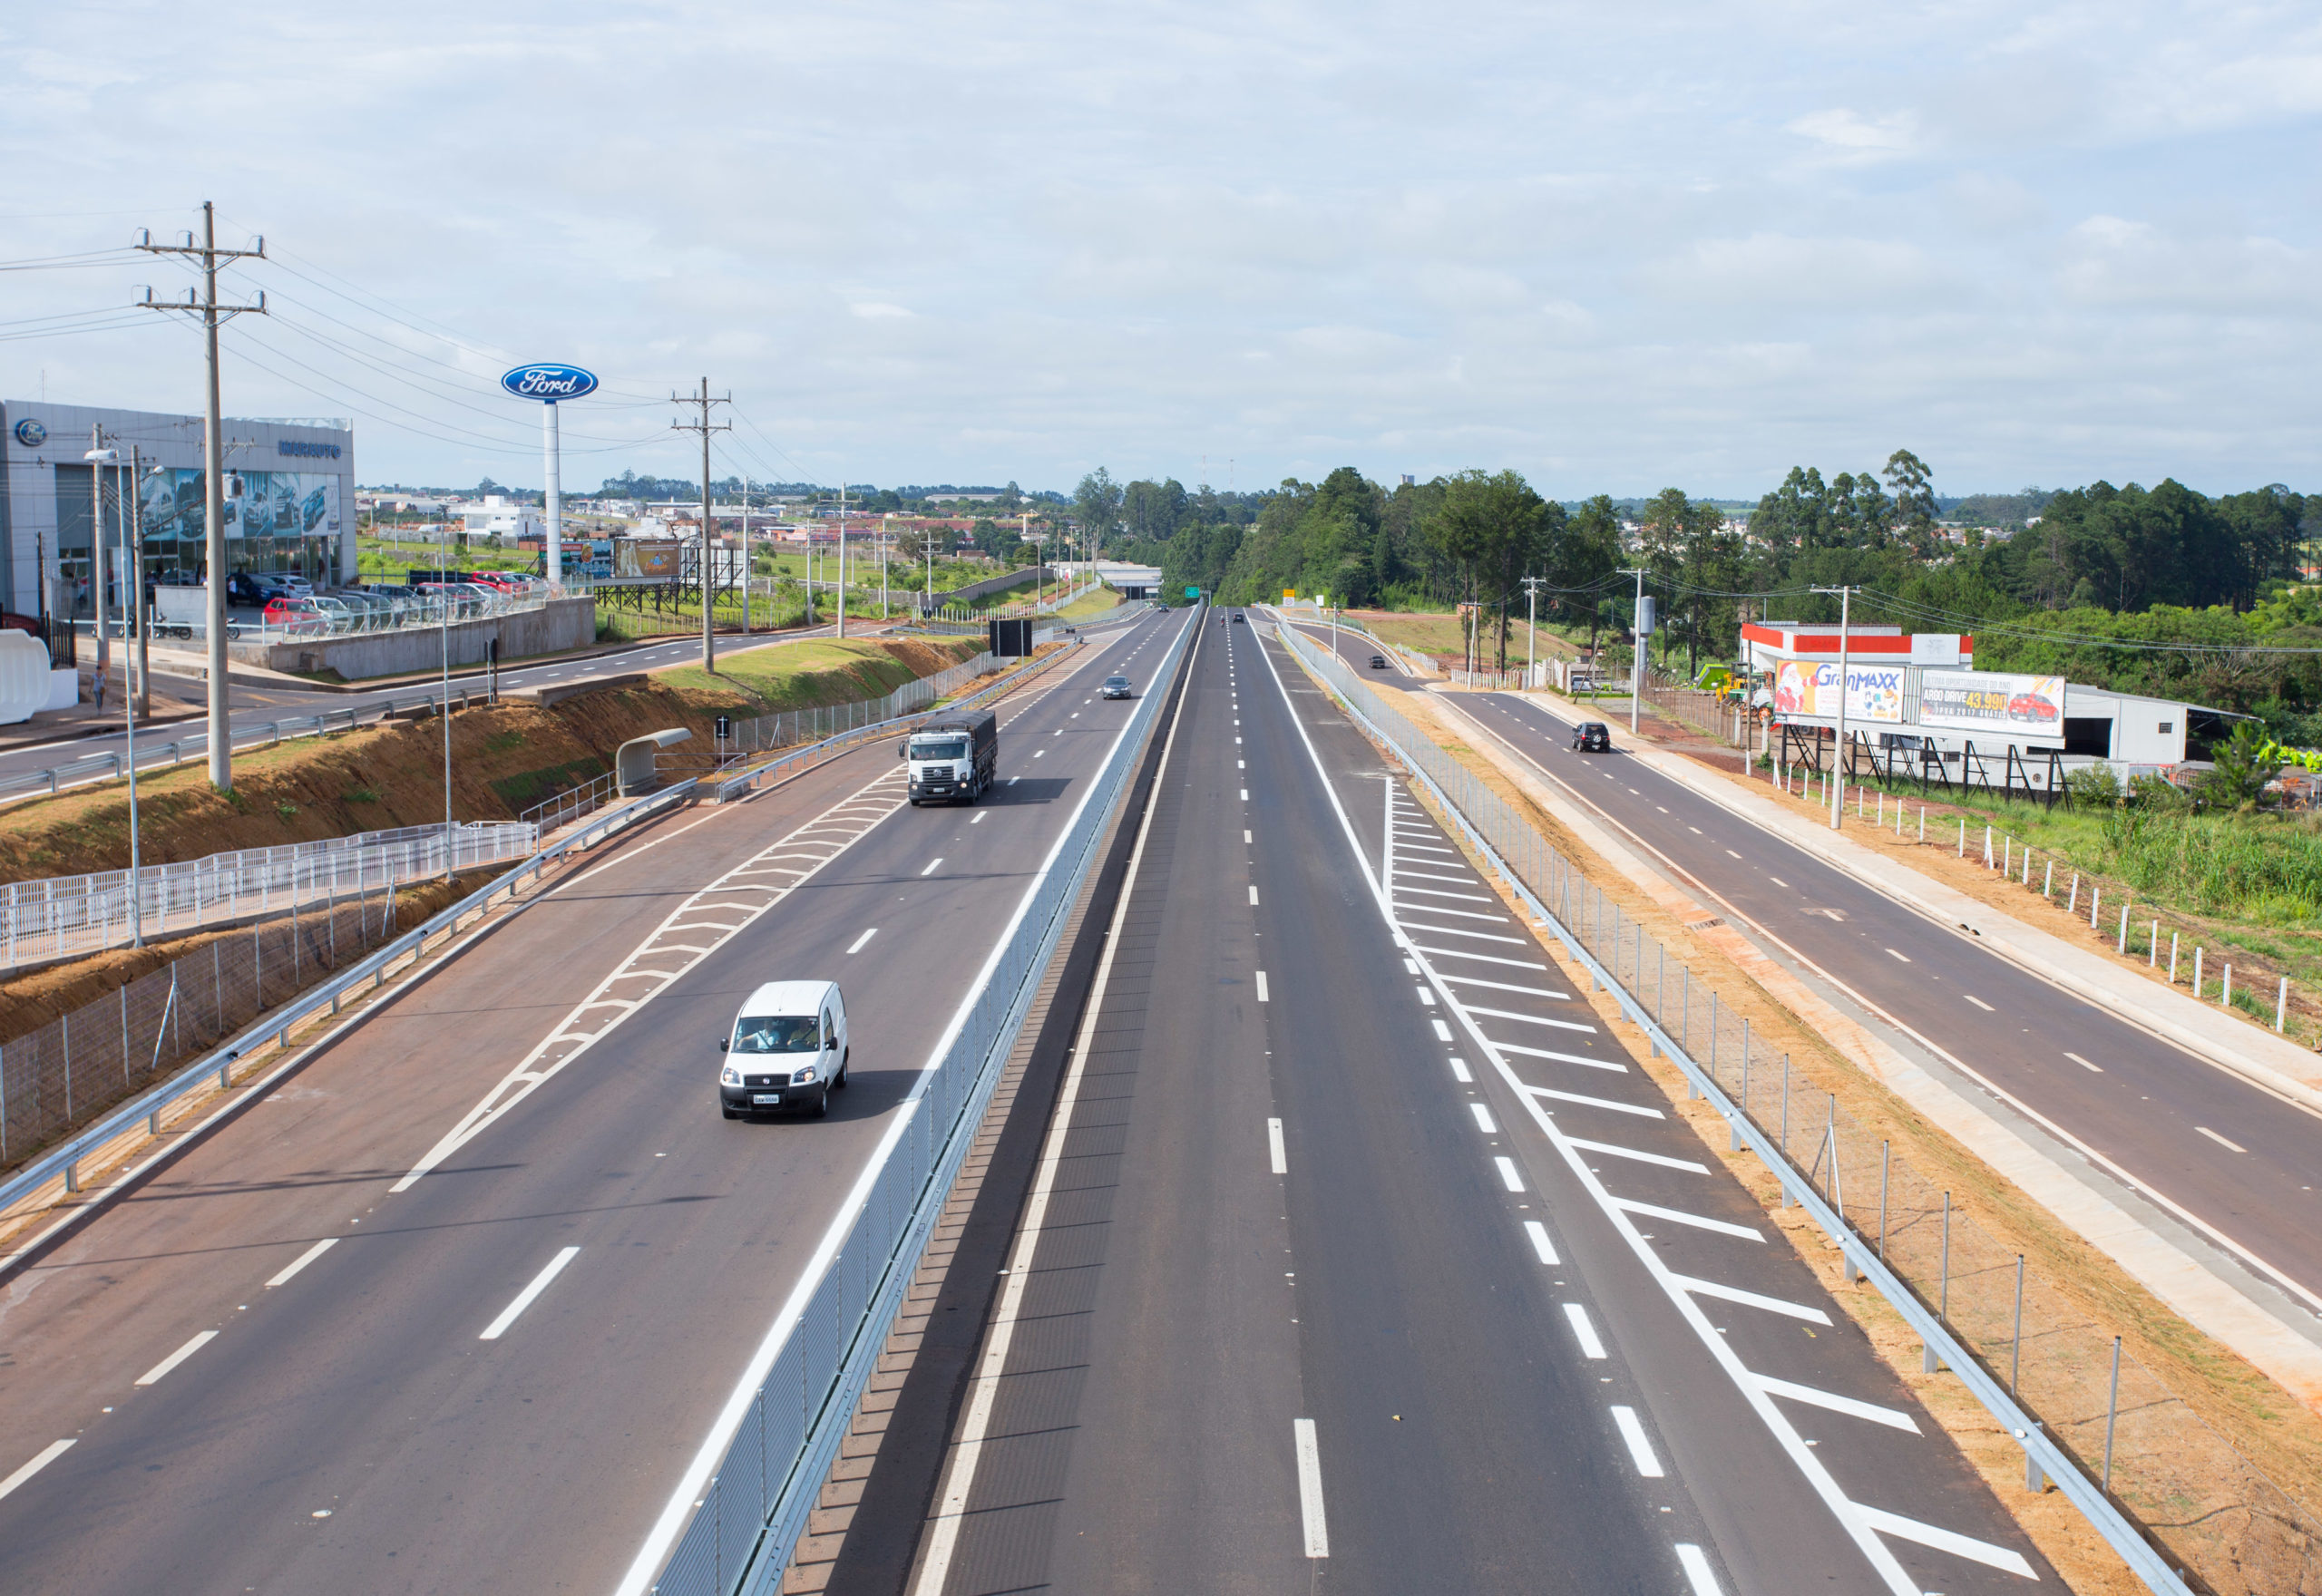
718 979 850 1117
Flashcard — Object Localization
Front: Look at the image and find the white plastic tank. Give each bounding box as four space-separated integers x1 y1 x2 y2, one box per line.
0 628 56 725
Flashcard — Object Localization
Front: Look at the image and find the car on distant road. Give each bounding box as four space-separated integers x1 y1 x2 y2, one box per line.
1232 611 1245 624
1101 675 1133 699
1369 653 1388 669
719 979 849 1118
1572 721 1612 753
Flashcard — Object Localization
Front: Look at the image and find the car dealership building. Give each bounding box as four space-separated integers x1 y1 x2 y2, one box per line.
0 400 354 618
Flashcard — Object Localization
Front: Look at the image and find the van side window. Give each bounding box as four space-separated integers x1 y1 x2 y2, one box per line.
822 1012 833 1048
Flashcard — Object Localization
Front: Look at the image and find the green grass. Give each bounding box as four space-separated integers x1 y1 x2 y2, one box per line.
1056 583 1123 620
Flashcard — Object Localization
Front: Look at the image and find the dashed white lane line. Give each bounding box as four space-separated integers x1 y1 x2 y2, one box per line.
1034 749 1046 759
1268 1117 1288 1173
1964 994 1995 1011
1688 825 1702 835
1248 884 1260 906
2197 1125 2248 1153
2064 1051 2102 1073
1431 1019 1455 1042
1240 788 1248 800
1724 848 1743 860
1417 986 1438 1006
846 928 878 955
1469 1103 1498 1133
1494 1155 1525 1192
1674 1542 1723 1595
1255 970 1270 1002
265 1237 339 1288
1767 875 1789 889
971 813 986 825
1610 1406 1664 1478
1564 1302 1608 1358
1449 1056 1473 1083
135 1329 218 1387
1884 948 1910 962
1522 1219 1559 1264
479 1246 580 1341
0 1439 74 1505
1293 1417 1330 1558
921 858 943 877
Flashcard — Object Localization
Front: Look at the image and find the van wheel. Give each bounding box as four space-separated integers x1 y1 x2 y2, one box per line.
835 1051 850 1088
812 1088 830 1118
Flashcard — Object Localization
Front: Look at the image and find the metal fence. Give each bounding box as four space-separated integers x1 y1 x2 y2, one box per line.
0 885 412 1171
639 611 1196 1596
1273 618 2320 1596
0 822 537 972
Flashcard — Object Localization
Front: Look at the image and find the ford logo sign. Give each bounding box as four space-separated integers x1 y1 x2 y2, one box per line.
500 364 599 402
13 418 47 448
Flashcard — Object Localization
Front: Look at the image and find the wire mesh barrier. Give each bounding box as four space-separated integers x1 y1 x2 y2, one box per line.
643 613 1195 1596
0 822 537 972
0 883 421 1172
1637 660 1749 747
1270 618 2321 1596
1764 767 2311 1044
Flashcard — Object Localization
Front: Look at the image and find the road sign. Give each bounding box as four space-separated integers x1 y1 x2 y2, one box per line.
1185 586 1200 599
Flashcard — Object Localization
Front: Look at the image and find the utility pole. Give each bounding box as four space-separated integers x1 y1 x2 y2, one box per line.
670 379 731 672
1620 567 1649 735
741 475 751 636
137 201 265 793
837 481 849 638
1522 574 1545 692
1811 585 1856 829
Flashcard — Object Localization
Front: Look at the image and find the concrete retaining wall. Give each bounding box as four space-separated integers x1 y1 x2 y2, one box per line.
237 596 595 680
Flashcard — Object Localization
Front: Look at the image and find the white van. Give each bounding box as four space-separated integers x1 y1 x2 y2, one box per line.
718 979 850 1117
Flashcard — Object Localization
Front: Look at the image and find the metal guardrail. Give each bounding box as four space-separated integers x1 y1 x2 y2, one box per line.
0 779 695 1222
630 608 1198 1596
0 822 538 971
1271 617 2199 1595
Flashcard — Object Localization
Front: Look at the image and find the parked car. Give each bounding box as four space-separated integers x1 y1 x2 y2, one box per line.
1369 653 1388 669
718 979 850 1118
227 571 288 608
275 573 313 598
1101 675 1133 699
1572 722 1612 753
262 597 330 636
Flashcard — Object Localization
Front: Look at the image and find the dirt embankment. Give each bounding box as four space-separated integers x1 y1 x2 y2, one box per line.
0 637 985 886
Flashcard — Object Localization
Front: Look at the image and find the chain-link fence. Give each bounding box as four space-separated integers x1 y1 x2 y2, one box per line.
1276 619 2322 1596
0 822 536 972
0 880 419 1173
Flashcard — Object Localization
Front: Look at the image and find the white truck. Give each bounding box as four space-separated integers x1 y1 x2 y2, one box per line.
902 708 998 805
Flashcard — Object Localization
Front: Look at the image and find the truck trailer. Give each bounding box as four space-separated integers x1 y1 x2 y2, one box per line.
902 708 998 805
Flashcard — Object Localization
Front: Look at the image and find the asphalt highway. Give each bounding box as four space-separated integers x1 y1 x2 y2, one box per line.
0 607 1182 1592
1292 618 2322 1331
902 612 2047 1596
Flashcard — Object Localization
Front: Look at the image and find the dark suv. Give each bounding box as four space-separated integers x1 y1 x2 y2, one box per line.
1572 722 1612 753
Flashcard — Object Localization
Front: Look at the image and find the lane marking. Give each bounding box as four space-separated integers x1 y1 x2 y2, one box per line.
2064 1051 2102 1073
1417 986 1438 1006
1269 1117 1288 1173
1449 1056 1473 1083
1248 884 1260 906
1469 1103 1498 1134
921 858 944 877
1669 1273 1833 1325
479 1246 580 1341
135 1329 219 1387
1255 970 1269 1002
1494 1042 1628 1072
1407 944 1548 970
1766 875 1789 889
1465 1004 1594 1033
971 813 986 824
1524 1085 1663 1119
1523 1220 1559 1264
846 928 878 955
1437 974 1570 999
1293 1417 1329 1558
1884 948 1910 963
1965 994 1995 1011
2197 1125 2248 1153
1674 1542 1723 1595
1565 1137 1706 1173
1609 1197 1762 1241
1754 1375 1921 1434
1240 788 1248 800
1725 849 1743 860
1564 1301 1608 1358
1431 1019 1455 1042
1494 1155 1525 1192
1853 1505 2036 1578
1610 1406 1664 1477
0 1440 74 1505
264 1237 339 1289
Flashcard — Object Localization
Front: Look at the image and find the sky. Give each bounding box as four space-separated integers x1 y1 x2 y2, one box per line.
2 1 2317 502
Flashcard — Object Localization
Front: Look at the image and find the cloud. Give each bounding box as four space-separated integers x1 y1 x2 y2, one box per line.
1641 233 1958 310
846 302 916 320
1785 108 1921 164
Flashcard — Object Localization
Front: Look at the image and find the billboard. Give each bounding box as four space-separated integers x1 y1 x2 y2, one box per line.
1772 660 1903 724
1918 670 2065 735
616 540 682 579
138 469 340 545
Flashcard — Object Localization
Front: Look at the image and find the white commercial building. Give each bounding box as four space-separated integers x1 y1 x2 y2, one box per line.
1 399 353 618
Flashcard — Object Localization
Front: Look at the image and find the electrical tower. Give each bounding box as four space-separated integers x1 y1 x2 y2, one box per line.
137 201 266 792
670 380 732 673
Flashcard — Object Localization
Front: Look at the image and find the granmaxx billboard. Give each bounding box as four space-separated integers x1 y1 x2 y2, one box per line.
1771 660 1904 725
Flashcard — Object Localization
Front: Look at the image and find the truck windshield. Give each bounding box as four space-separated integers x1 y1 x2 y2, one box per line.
732 1015 822 1053
912 738 970 761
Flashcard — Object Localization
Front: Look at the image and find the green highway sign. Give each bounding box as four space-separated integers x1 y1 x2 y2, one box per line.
1185 586 1201 598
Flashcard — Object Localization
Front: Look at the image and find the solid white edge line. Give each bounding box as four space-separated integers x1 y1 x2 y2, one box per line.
134 1328 219 1387
846 928 878 955
904 609 1203 1596
1293 1416 1330 1557
264 1236 339 1289
1268 1117 1288 1174
1522 1219 1559 1263
0 1439 74 1504
1609 1405 1665 1477
1564 1301 1607 1358
479 1245 580 1340
1674 1542 1723 1595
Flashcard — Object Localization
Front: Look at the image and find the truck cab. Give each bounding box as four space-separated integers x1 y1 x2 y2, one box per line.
719 979 849 1117
902 708 997 805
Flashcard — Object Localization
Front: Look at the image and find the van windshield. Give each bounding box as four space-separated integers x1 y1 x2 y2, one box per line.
732 1014 822 1053
912 737 970 761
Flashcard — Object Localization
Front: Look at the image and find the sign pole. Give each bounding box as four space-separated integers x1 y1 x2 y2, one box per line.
543 400 561 583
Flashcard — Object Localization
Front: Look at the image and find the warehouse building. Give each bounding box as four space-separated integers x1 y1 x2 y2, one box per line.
0 400 354 618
